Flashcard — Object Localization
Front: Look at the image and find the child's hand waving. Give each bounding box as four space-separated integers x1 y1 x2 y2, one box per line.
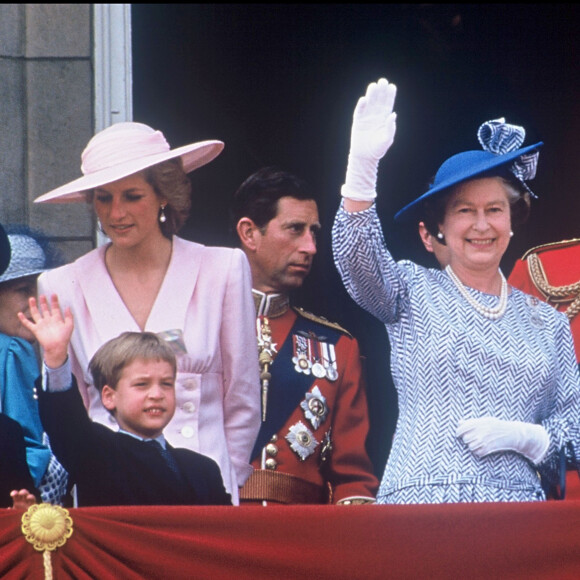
18 294 74 368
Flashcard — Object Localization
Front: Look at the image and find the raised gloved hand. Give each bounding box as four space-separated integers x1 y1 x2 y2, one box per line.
456 416 550 465
341 78 397 201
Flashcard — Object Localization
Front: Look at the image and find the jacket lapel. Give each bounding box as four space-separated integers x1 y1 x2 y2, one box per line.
75 246 139 339
75 238 203 337
145 237 202 333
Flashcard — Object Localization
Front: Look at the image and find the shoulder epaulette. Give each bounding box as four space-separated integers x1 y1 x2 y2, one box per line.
292 306 353 338
521 238 580 260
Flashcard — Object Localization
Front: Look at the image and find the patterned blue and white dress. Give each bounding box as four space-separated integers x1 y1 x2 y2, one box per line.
332 203 580 504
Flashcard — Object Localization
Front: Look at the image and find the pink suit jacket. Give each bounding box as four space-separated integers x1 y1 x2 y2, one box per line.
38 236 261 505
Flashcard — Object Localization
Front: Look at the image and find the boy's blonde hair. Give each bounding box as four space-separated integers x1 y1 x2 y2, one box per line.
89 332 177 393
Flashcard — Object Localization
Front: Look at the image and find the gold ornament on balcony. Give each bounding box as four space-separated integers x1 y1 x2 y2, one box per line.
21 503 74 580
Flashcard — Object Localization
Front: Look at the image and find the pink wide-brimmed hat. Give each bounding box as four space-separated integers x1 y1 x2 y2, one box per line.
34 122 224 204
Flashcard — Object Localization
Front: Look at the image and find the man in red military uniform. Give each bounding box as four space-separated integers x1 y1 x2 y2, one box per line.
509 238 580 499
233 167 379 505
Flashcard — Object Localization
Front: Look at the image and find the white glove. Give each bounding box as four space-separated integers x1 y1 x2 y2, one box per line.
341 78 397 201
456 417 550 465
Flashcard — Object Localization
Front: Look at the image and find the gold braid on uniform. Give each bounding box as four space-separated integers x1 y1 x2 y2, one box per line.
526 253 580 320
257 316 277 421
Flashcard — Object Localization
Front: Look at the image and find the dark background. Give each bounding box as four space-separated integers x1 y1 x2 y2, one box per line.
132 4 580 476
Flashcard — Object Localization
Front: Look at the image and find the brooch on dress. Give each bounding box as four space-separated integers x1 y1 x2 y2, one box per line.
156 329 187 355
526 295 544 328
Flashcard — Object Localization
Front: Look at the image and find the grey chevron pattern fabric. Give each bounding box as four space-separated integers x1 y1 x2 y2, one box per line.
332 202 580 504
477 118 526 156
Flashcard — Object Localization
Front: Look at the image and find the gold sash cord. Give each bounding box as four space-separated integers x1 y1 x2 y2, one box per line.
527 253 580 320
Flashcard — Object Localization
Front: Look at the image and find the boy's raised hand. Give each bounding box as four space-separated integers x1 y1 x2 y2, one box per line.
18 294 74 369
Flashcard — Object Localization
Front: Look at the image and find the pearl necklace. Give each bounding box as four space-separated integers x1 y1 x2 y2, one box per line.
445 265 508 320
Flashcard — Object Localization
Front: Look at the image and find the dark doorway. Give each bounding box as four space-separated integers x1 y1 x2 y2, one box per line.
132 4 580 475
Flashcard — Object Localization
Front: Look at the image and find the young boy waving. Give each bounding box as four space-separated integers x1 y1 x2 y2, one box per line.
20 294 231 507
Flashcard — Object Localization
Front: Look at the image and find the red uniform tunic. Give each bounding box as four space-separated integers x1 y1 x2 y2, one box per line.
240 292 379 505
509 239 580 499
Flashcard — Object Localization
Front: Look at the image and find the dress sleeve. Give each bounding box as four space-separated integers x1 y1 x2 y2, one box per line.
332 201 408 325
219 249 261 486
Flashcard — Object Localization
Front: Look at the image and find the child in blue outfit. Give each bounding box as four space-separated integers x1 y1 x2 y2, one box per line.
0 226 68 505
0 223 38 508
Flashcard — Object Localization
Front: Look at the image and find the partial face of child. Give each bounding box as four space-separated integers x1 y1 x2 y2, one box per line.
101 357 176 439
0 276 38 342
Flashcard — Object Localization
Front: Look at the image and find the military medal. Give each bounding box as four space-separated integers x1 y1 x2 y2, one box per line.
285 421 318 460
300 386 329 430
308 334 325 377
312 363 326 378
323 342 339 381
311 348 326 378
292 334 312 374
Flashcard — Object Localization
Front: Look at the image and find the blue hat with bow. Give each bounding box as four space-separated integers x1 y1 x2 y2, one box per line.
394 118 543 222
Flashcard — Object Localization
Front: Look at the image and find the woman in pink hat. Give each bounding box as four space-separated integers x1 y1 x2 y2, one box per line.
34 122 260 505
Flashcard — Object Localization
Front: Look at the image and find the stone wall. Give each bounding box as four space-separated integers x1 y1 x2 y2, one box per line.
0 3 95 263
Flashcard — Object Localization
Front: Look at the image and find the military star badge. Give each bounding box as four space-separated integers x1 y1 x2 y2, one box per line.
300 386 329 430
285 421 318 461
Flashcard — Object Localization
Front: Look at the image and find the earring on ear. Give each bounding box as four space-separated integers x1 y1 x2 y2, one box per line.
437 232 444 240
159 204 167 223
510 231 514 237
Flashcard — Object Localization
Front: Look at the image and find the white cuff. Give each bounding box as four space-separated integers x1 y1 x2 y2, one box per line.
524 424 550 464
341 154 380 201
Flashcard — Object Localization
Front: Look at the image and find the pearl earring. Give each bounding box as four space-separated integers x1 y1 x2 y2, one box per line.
437 232 444 240
510 231 514 237
159 205 167 223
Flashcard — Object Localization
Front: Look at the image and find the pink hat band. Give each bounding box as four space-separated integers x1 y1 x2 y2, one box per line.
81 123 171 175
35 121 224 204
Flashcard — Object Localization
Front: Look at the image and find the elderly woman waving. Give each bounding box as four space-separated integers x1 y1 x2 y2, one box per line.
332 79 580 504
34 123 260 504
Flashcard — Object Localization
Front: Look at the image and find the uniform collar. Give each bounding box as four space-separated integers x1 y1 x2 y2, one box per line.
252 289 290 318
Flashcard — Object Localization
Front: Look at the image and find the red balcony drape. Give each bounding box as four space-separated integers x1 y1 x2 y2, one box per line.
2 501 579 579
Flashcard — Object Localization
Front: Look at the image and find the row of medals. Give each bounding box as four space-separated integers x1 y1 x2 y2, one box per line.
292 334 338 381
